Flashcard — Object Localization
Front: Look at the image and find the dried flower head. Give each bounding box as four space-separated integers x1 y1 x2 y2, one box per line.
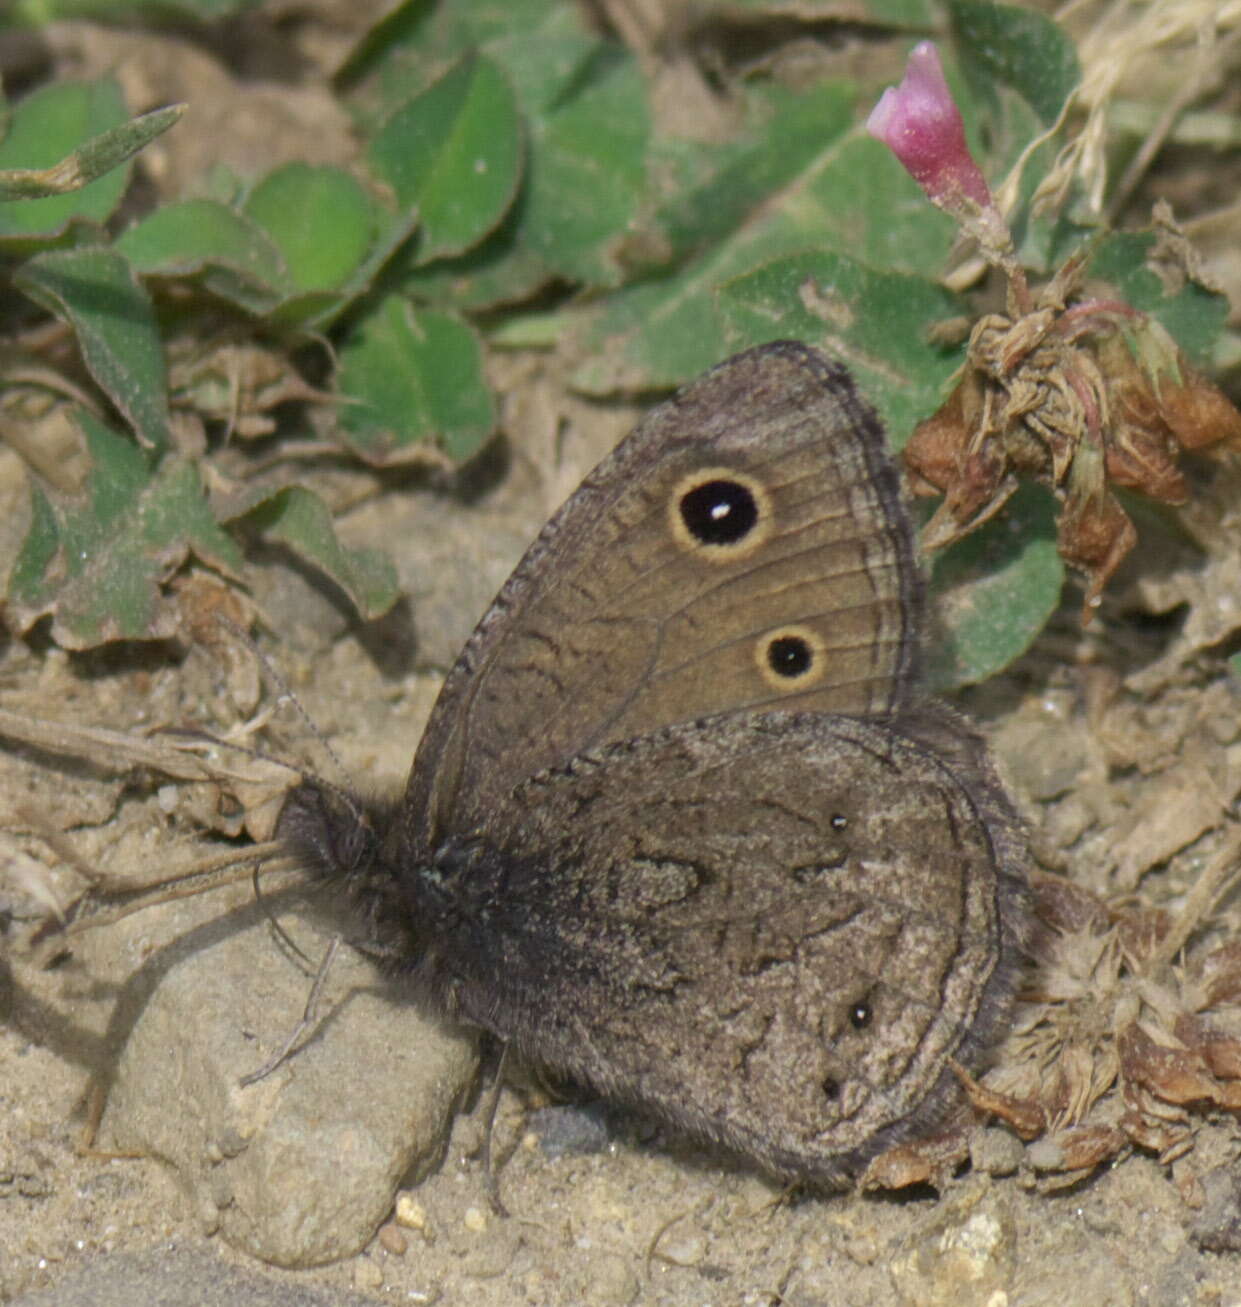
867 44 1241 619
903 270 1241 620
973 863 1241 1186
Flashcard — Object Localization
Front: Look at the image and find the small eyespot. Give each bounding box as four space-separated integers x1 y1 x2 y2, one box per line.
849 1002 872 1030
822 1076 841 1100
830 814 847 831
668 467 771 561
767 634 812 679
679 478 758 545
755 625 827 692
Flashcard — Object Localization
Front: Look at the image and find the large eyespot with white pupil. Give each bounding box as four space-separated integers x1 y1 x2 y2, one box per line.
670 467 771 561
756 625 827 691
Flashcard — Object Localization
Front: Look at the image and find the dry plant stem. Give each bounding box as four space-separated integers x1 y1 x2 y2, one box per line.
1061 0 1241 215
238 933 341 1087
0 707 268 783
34 842 297 961
77 1080 146 1156
597 0 662 59
9 803 131 893
213 615 365 819
1145 829 1241 972
1104 30 1240 224
647 1203 711 1273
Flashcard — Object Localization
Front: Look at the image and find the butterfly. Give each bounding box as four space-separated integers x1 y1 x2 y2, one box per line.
280 340 1029 1184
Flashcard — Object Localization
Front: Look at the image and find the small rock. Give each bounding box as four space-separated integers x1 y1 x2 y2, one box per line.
1041 794 1094 849
969 1127 1024 1178
564 1251 640 1305
1188 1165 1241 1252
353 1257 383 1291
527 1103 611 1157
376 1222 407 1256
992 711 1089 804
654 1227 706 1268
890 1191 1016 1307
1025 1137 1067 1172
4 1149 53 1200
394 1193 427 1230
99 907 478 1267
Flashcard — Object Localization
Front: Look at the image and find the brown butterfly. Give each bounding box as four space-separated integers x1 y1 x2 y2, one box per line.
281 340 1029 1183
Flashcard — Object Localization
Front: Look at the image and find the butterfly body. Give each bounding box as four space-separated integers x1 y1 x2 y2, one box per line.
281 341 1030 1184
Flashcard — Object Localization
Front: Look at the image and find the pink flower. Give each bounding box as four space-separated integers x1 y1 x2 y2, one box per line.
867 42 992 213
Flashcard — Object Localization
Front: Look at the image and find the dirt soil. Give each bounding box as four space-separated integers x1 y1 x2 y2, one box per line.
4 5 1241 1305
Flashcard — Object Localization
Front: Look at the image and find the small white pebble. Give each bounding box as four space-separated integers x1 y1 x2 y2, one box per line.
463 1206 487 1233
353 1257 383 1291
657 1233 705 1267
394 1193 427 1230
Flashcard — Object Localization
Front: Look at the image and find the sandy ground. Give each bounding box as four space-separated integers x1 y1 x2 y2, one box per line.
4 6 1241 1305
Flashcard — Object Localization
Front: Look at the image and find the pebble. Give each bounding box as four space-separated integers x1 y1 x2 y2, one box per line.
377 1222 407 1256
395 1193 428 1230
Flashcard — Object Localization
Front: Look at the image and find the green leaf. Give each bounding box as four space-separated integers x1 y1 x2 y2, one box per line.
117 181 412 328
0 102 184 201
949 0 1080 127
7 481 60 610
861 0 936 20
7 411 243 648
398 16 609 307
486 16 606 113
368 54 523 264
238 486 399 620
243 164 376 293
284 202 423 332
400 186 553 310
571 84 936 392
717 0 932 17
647 84 839 264
339 0 568 120
115 198 290 314
1081 231 1232 368
519 43 649 287
926 485 1065 689
15 247 172 451
0 78 131 237
717 251 964 444
336 297 496 462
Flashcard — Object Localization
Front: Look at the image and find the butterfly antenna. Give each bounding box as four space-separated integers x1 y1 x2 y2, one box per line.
210 616 370 830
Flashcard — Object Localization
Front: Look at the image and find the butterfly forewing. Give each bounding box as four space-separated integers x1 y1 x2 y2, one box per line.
404 342 921 850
